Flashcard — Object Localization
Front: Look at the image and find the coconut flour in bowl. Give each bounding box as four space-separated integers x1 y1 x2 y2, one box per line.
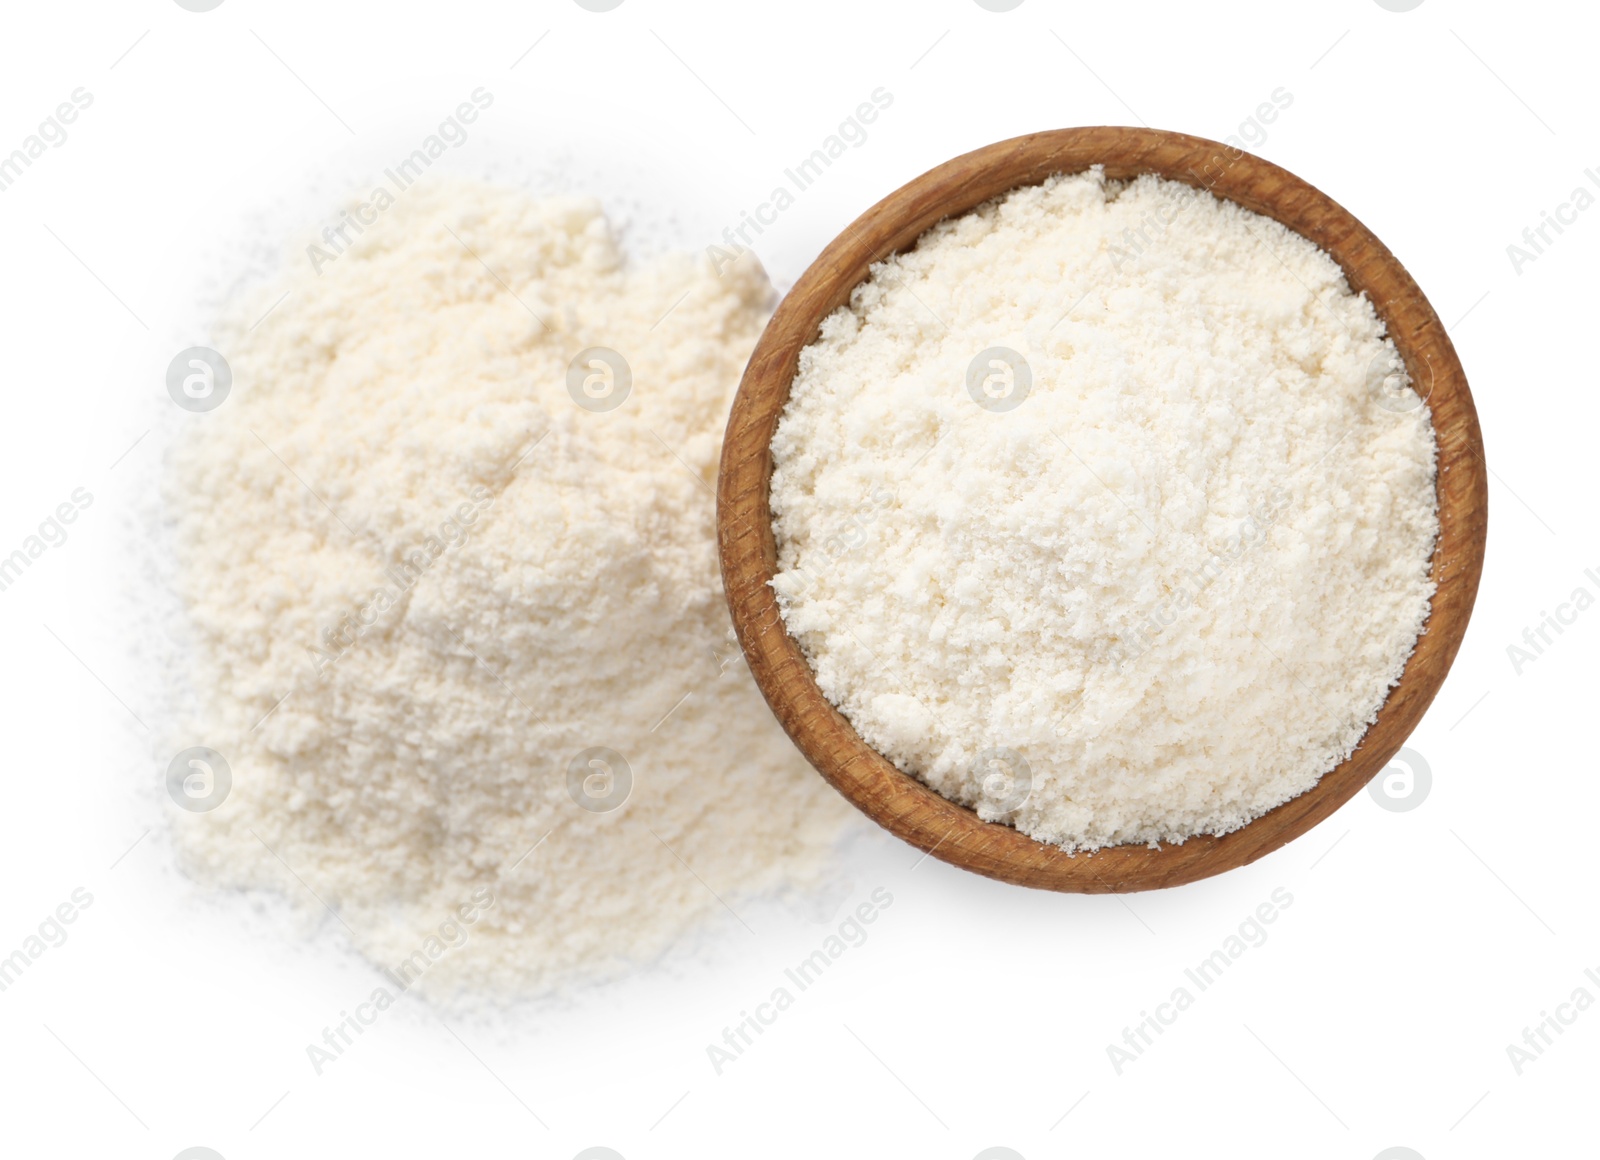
769 168 1438 852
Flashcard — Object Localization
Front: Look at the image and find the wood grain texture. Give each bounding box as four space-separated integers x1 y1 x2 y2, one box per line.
716 127 1488 893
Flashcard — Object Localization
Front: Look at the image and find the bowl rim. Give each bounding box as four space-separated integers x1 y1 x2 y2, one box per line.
715 126 1488 893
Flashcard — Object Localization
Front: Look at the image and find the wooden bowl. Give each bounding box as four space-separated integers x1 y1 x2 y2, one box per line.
716 127 1487 893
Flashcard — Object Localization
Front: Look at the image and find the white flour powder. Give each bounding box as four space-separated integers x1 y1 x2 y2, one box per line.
167 181 850 994
771 169 1438 852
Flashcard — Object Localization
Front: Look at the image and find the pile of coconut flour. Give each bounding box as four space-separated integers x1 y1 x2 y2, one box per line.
165 181 850 994
770 169 1438 852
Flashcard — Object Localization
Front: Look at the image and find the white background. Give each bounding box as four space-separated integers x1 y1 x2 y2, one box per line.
0 1 1594 1157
